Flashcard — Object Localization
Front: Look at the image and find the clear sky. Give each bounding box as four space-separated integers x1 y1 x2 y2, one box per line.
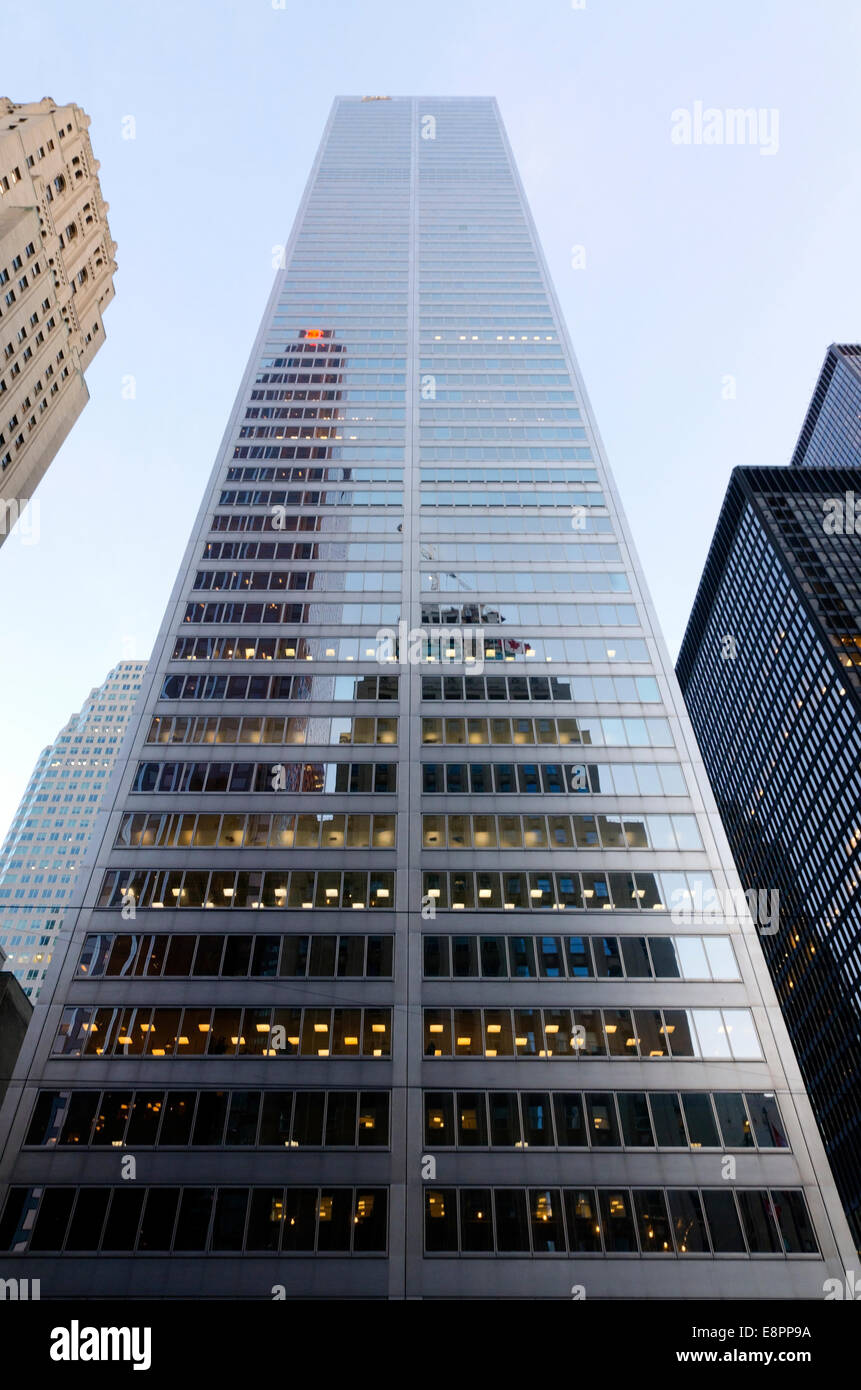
1 0 859 840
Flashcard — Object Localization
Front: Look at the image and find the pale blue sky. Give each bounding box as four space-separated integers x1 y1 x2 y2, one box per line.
1 0 859 839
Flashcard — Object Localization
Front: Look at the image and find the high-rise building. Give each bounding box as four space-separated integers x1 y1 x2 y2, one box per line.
0 98 117 542
0 98 853 1300
677 350 861 1247
790 343 861 470
0 662 147 1000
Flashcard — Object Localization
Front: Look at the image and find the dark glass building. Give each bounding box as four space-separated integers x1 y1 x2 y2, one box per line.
678 368 861 1247
0 100 853 1299
790 343 861 470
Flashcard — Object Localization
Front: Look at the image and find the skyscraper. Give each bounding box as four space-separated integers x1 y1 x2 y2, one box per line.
0 97 117 543
790 343 861 470
0 98 853 1300
678 351 861 1248
0 662 147 1000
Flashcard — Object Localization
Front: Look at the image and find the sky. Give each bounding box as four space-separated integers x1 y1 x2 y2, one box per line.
0 0 859 840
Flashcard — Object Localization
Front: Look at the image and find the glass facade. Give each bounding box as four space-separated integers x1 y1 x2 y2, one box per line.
0 98 853 1298
678 461 861 1247
0 662 147 998
790 344 861 471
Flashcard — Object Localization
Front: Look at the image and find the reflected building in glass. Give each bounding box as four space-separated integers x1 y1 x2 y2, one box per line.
0 98 853 1298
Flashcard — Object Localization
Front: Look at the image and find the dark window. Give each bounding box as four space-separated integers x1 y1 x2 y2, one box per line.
259 1092 293 1147
222 935 253 976
530 1188 565 1252
246 1189 283 1251
92 1092 132 1146
620 937 650 977
425 1092 454 1147
192 935 223 975
172 1187 213 1250
446 763 467 793
479 935 506 977
325 1092 357 1146
617 1092 654 1147
456 1092 487 1146
59 1092 99 1146
423 764 442 792
452 935 478 977
489 1092 521 1146
280 935 309 976
494 1189 530 1252
164 936 195 976
495 763 516 792
586 1093 620 1147
594 936 623 977
681 1094 720 1148
137 1189 179 1251
226 1092 260 1145
553 1092 587 1146
353 1188 387 1251
667 1189 710 1253
30 1188 75 1251
358 1092 388 1147
746 1093 789 1149
191 1092 227 1145
564 1188 602 1251
460 1189 493 1252
282 1189 317 1251
316 1189 352 1251
292 1092 325 1147
649 1093 687 1147
423 935 447 977
309 935 337 976
252 935 280 977
337 935 365 977
509 936 536 978
771 1190 818 1254
211 1189 248 1250
65 1189 110 1251
648 937 680 978
599 1190 637 1251
633 1189 673 1253
0 1189 34 1250
664 1010 697 1057
25 1091 68 1146
126 1092 164 1146
737 1191 780 1253
522 1093 553 1147
101 1189 145 1251
156 1092 194 1145
714 1093 754 1148
425 1189 457 1252
701 1189 746 1252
